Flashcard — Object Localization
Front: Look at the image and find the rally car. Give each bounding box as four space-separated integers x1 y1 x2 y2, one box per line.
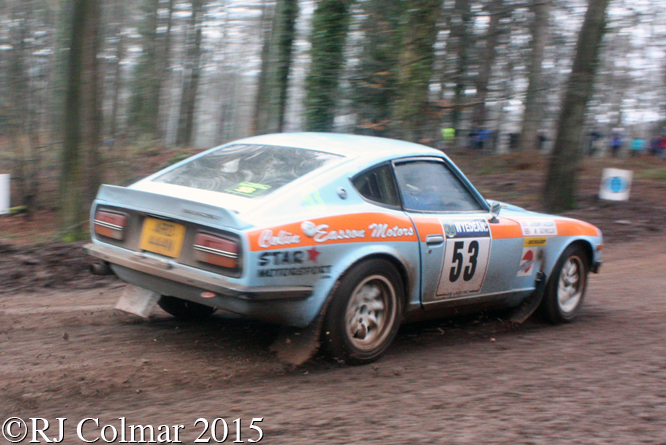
85 133 603 364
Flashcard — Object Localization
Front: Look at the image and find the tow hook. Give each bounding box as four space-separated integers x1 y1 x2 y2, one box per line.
90 261 113 276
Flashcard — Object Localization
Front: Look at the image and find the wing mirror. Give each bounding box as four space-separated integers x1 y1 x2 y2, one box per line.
489 201 501 223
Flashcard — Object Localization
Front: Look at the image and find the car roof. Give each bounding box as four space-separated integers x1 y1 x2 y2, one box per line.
229 132 443 161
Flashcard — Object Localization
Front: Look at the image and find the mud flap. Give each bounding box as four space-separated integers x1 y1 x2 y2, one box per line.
115 284 160 318
270 314 323 366
508 270 547 324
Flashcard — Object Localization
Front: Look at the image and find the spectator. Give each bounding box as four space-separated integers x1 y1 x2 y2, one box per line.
657 131 666 156
649 137 660 156
610 131 623 157
509 133 519 151
538 132 548 151
588 131 602 156
630 137 645 157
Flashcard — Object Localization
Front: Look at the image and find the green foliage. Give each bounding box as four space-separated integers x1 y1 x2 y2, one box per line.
304 0 353 132
127 134 162 157
254 0 299 134
127 0 161 137
161 152 191 168
638 167 666 182
62 232 79 243
350 0 404 137
390 0 442 142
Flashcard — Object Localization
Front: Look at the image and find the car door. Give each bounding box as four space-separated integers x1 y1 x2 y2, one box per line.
392 158 522 304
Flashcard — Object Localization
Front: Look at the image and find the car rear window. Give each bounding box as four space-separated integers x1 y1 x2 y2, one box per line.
152 144 342 198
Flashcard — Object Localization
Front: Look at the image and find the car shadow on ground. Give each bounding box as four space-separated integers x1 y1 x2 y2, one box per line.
115 302 611 377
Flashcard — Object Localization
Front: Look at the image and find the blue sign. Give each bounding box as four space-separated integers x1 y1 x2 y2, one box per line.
606 176 629 193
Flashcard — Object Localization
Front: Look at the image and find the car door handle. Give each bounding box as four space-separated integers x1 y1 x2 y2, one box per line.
425 234 445 245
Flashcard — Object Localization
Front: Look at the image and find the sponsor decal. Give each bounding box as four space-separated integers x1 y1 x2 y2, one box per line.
259 250 305 266
442 219 490 238
258 265 332 278
249 213 418 250
307 246 321 262
258 247 321 266
518 219 557 236
517 247 536 277
302 189 325 208
257 247 329 278
301 221 366 243
444 223 457 238
523 237 547 247
369 223 415 239
257 229 301 248
225 181 272 197
437 236 491 297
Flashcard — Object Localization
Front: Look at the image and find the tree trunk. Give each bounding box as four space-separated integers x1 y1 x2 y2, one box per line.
176 0 206 146
350 0 404 137
304 0 353 132
471 0 504 129
253 0 299 135
127 0 160 138
390 0 442 142
108 0 126 140
215 0 234 144
7 3 31 211
449 0 472 139
517 0 550 152
60 0 101 240
83 0 103 208
543 0 610 213
157 0 176 142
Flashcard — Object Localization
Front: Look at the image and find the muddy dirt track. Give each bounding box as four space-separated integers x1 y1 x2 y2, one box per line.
1 236 666 444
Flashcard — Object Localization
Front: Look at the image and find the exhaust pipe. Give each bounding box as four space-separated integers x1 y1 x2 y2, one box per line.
90 261 113 276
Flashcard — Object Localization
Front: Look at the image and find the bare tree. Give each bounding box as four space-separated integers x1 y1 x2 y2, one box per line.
60 0 102 240
350 0 404 137
517 0 550 152
543 0 611 212
176 0 207 146
127 0 161 138
449 0 473 137
390 0 443 142
304 0 353 132
471 0 506 130
253 0 299 135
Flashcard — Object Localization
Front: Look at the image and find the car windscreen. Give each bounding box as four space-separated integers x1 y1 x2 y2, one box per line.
152 144 342 198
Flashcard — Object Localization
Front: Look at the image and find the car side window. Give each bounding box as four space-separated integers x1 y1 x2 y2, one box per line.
352 164 400 207
394 161 484 212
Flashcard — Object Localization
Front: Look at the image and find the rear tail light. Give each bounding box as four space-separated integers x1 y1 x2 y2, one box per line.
193 233 240 269
94 210 128 240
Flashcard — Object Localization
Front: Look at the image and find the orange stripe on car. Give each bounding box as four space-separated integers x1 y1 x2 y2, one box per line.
555 219 600 237
489 217 523 239
249 213 418 251
410 217 443 239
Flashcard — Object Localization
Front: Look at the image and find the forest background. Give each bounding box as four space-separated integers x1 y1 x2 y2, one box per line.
0 0 664 241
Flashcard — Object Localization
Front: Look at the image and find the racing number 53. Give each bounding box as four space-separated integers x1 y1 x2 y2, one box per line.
437 237 490 297
449 240 479 282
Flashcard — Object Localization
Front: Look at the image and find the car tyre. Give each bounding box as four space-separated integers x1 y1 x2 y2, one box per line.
540 244 589 324
322 259 403 365
158 296 216 320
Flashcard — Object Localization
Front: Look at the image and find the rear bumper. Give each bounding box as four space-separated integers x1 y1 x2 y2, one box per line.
84 243 312 301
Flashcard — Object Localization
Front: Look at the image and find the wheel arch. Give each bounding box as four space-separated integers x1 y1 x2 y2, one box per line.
568 239 594 267
543 237 596 278
351 252 411 309
323 248 415 318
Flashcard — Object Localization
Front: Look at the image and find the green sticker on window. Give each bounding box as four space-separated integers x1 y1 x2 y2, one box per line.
225 181 272 197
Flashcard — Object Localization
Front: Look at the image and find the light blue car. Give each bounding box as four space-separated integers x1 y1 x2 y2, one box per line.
86 133 603 364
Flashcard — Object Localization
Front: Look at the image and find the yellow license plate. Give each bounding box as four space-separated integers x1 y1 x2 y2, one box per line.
139 217 186 258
